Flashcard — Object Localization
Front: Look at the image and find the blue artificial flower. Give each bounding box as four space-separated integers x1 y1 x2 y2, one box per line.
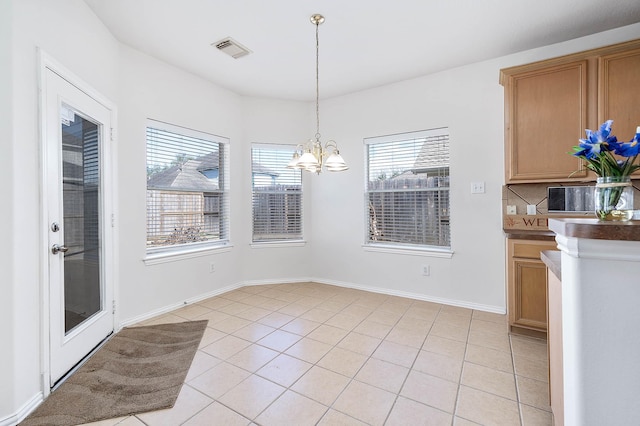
574 120 617 159
613 130 640 157
570 120 640 177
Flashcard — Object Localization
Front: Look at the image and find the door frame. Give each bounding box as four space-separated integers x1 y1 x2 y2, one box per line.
38 49 119 395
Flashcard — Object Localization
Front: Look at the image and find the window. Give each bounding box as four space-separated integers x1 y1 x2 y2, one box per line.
146 120 229 252
251 145 302 242
365 128 450 250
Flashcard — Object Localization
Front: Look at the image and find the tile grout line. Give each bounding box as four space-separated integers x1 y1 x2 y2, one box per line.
381 302 443 425
191 287 383 425
127 284 531 426
449 308 475 425
509 334 526 426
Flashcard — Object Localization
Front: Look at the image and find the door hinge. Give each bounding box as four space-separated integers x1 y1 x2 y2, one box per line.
110 127 115 141
111 213 115 228
112 300 116 314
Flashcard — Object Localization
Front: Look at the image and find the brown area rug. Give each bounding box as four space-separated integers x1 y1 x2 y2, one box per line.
21 320 208 426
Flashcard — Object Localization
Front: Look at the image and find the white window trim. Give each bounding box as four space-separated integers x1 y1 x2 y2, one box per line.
145 119 231 255
250 240 307 249
364 128 451 252
251 143 303 244
144 242 233 265
362 243 454 258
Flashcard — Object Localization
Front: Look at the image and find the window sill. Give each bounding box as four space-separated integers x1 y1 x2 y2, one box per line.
362 244 454 258
251 240 307 249
144 243 233 265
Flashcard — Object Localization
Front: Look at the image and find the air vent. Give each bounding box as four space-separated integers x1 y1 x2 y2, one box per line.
213 37 252 59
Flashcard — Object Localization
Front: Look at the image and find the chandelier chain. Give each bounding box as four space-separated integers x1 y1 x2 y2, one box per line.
285 14 347 173
315 19 320 139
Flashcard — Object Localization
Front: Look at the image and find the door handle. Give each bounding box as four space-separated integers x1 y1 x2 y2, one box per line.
51 244 69 255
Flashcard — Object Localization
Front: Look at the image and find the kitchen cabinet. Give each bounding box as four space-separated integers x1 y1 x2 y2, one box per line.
599 47 640 140
506 238 557 337
502 60 590 182
501 39 640 183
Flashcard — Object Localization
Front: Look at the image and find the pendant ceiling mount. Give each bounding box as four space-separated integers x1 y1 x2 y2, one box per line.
310 14 325 25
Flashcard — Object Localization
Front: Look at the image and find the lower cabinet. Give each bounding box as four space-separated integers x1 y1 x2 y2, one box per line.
506 238 558 337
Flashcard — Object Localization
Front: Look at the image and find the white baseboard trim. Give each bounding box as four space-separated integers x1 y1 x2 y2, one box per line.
310 277 506 314
0 391 43 426
240 277 314 287
119 276 504 329
119 281 244 328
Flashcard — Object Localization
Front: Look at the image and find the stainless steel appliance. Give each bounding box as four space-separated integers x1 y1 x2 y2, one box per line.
547 186 594 212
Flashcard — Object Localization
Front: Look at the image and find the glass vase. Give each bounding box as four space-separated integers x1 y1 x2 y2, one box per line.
594 176 634 221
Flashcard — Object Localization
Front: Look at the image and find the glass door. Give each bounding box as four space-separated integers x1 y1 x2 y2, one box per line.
45 67 114 386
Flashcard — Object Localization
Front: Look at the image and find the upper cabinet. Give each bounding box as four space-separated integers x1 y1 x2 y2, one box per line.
599 47 640 141
501 40 640 183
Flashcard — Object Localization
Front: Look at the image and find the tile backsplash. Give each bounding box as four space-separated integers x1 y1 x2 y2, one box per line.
502 182 640 216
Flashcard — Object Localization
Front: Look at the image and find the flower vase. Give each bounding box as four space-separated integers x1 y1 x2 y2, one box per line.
594 176 634 221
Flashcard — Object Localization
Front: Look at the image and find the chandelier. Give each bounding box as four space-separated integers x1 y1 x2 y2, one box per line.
287 14 348 174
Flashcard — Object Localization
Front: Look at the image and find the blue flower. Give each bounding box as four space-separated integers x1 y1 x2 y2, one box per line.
613 131 640 157
574 120 617 159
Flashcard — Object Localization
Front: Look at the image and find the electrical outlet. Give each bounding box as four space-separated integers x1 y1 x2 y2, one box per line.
506 205 517 215
209 263 215 273
422 265 430 276
471 181 485 194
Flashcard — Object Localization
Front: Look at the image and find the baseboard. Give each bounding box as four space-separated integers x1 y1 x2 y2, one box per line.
119 276 504 328
0 391 42 426
119 281 244 328
310 277 506 314
240 277 314 287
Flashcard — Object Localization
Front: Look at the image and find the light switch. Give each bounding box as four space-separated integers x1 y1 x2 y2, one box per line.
471 181 485 194
526 204 537 215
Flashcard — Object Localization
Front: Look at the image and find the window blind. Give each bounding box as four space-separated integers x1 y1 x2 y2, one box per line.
146 120 229 250
365 128 450 249
251 145 302 242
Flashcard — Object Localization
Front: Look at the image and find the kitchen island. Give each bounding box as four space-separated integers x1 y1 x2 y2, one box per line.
547 218 640 425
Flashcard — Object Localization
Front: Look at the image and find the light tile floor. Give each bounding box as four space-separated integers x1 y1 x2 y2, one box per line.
82 282 553 426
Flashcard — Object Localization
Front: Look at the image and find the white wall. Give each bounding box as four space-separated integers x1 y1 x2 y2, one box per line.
240 97 316 283
310 23 640 311
310 63 505 310
3 0 640 421
116 45 247 321
3 0 119 421
116 53 318 321
312 64 504 311
0 0 15 416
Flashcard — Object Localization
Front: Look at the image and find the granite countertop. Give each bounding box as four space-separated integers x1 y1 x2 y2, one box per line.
548 218 640 241
541 250 561 280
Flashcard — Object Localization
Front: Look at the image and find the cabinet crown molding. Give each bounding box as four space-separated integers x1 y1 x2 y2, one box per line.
500 38 640 85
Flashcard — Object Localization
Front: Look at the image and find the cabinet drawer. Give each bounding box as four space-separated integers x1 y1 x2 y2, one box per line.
511 240 557 259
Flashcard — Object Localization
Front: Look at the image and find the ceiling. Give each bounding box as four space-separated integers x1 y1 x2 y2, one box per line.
84 0 640 102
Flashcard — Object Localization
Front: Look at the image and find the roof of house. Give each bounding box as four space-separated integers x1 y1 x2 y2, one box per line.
147 151 279 192
252 162 279 177
148 153 219 192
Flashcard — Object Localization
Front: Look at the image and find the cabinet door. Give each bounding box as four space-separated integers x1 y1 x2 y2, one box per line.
507 239 557 334
505 61 590 182
599 48 640 143
512 258 548 330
